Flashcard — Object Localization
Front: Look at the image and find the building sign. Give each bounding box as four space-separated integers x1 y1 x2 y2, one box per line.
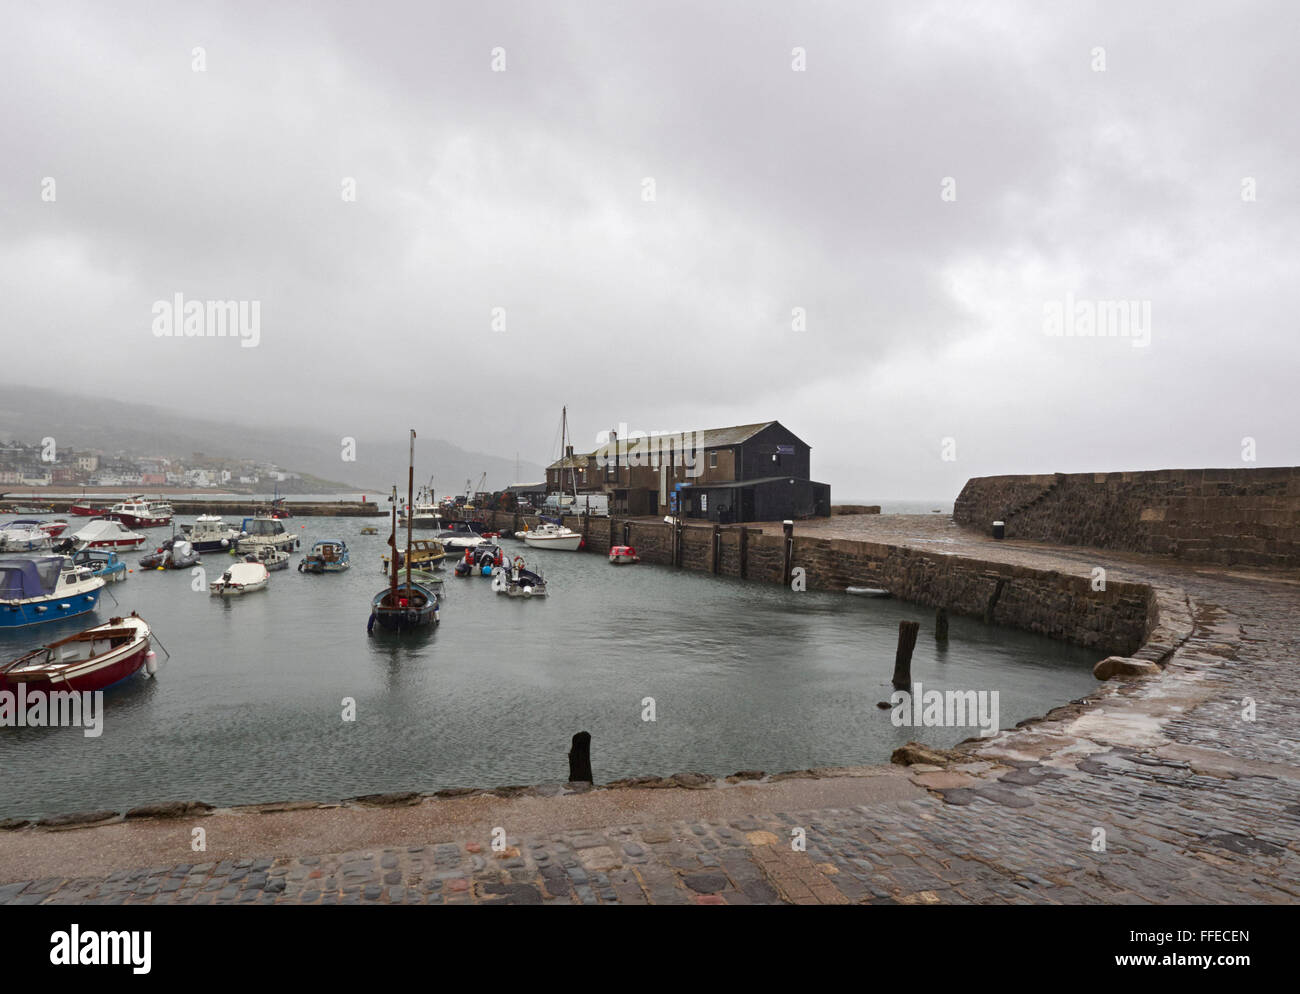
700 494 708 512
776 445 795 455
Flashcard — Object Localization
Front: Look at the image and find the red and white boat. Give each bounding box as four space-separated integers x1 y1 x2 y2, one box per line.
104 497 172 529
37 519 69 538
72 518 148 550
0 613 154 693
68 500 111 517
608 545 640 564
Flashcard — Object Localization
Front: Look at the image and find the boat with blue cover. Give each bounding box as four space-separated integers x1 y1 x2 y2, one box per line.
0 556 105 628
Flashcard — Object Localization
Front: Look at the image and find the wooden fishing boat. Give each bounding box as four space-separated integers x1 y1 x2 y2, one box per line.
0 613 154 693
368 431 439 634
68 501 110 517
382 538 444 576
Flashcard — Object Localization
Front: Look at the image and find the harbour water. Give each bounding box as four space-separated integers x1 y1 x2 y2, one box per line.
0 518 1100 820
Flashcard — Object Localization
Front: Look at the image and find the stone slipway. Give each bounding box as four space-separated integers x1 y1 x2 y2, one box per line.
2 517 1297 905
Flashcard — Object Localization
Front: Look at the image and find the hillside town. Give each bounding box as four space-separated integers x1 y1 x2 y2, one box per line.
0 438 307 491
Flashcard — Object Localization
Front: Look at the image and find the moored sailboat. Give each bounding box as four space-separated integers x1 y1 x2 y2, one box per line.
368 431 439 634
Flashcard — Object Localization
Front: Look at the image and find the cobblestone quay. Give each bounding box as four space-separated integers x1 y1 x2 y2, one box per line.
2 517 1297 905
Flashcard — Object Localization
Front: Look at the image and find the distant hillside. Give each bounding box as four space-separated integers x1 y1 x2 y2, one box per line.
0 384 543 495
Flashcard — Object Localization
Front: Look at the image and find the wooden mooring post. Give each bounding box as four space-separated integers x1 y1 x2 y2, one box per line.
673 515 684 567
711 524 721 574
739 526 749 579
935 606 949 641
568 731 593 784
782 519 794 586
892 620 920 691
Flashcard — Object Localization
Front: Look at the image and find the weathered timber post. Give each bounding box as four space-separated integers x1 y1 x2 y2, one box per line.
739 526 749 579
893 621 920 690
568 731 593 783
623 521 631 546
782 520 794 586
674 515 684 567
711 524 721 574
582 511 590 547
935 606 949 641
983 578 1006 625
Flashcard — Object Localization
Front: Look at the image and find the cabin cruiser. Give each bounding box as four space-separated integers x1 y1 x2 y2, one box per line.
182 515 240 553
234 515 298 554
105 497 171 529
0 521 53 553
0 556 105 628
521 520 582 551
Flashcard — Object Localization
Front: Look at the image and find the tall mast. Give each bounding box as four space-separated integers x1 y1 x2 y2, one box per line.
563 406 577 500
406 429 415 589
388 484 398 600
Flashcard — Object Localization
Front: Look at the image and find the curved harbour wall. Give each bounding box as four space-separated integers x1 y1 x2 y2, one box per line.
479 511 1152 656
953 466 1300 568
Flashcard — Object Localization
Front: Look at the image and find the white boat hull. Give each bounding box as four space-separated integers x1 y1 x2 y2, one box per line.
521 532 582 551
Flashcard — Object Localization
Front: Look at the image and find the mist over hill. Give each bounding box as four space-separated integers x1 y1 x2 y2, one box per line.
0 384 543 495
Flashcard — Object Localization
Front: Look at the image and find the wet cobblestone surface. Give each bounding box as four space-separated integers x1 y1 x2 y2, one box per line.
3 523 1298 904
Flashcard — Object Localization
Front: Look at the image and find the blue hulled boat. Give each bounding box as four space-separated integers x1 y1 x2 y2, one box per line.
0 556 105 628
71 547 127 583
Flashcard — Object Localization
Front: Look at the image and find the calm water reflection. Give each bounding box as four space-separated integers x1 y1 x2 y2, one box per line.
0 521 1100 819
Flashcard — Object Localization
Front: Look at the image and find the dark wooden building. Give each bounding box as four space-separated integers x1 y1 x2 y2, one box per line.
588 420 829 521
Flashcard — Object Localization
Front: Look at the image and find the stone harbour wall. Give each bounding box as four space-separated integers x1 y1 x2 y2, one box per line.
486 511 1151 656
954 467 1300 568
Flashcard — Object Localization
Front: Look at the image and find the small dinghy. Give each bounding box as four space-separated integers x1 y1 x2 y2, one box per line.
608 545 639 564
210 560 270 596
140 538 201 570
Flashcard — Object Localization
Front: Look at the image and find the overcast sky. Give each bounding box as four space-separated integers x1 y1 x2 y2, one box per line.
2 0 1296 499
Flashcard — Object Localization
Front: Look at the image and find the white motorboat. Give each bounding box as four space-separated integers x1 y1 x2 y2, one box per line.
72 518 148 550
521 521 582 551
0 521 52 553
210 560 270 596
435 529 486 552
183 515 239 553
235 515 298 554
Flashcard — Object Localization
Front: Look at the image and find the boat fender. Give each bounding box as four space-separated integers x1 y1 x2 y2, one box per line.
145 651 158 677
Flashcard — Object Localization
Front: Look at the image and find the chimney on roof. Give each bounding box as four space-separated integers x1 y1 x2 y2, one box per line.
566 445 574 458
